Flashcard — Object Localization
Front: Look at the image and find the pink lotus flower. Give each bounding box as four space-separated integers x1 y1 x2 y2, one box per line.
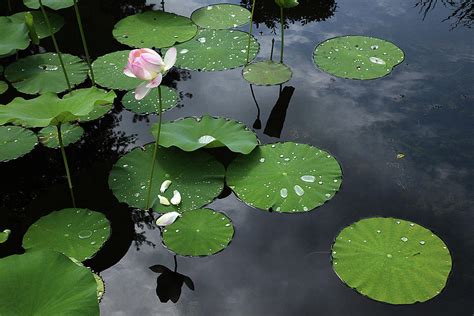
124 47 177 100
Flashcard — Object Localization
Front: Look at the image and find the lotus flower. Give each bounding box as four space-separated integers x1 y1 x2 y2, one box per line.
124 47 177 100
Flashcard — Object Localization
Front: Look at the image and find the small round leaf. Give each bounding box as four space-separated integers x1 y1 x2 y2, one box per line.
38 123 84 149
10 10 64 39
0 126 38 162
122 86 178 115
191 4 251 29
243 60 293 86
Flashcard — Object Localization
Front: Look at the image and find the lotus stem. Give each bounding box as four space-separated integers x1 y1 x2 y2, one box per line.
280 7 284 64
39 0 72 91
246 0 256 64
145 86 163 210
173 255 177 272
72 0 95 85
57 124 76 207
7 0 12 13
270 38 275 61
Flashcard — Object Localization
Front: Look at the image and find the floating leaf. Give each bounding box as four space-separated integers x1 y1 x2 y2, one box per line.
113 11 198 49
93 50 141 90
152 115 258 154
0 126 38 162
109 145 225 213
122 86 178 115
23 208 111 262
170 29 259 71
332 217 452 304
0 250 99 315
5 53 88 94
0 81 8 95
10 10 65 39
0 229 11 243
0 16 29 56
313 36 405 80
191 4 250 29
23 0 75 10
243 60 293 86
38 123 84 149
162 208 234 256
0 87 116 127
227 142 342 213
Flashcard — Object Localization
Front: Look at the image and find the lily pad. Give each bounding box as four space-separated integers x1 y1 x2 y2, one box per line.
162 208 234 257
191 4 250 29
313 35 405 80
93 50 142 90
332 217 452 304
0 87 116 128
122 86 178 115
152 115 258 154
5 52 89 94
10 10 65 39
113 11 198 49
226 142 342 213
38 123 84 149
171 29 259 71
109 145 225 213
23 208 111 262
0 229 11 243
0 250 99 315
243 60 293 86
0 17 30 56
0 126 38 162
0 81 8 95
23 0 76 10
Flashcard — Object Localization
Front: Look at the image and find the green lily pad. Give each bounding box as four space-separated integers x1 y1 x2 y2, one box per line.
109 145 225 213
23 208 111 262
332 217 452 304
23 0 75 10
0 126 38 162
152 115 258 154
113 11 198 49
93 50 142 90
5 52 89 94
243 60 293 86
10 11 65 39
162 208 234 257
0 16 30 56
0 229 11 243
0 250 99 315
171 29 259 71
0 87 116 128
313 35 405 80
0 81 8 95
122 86 178 115
226 142 342 213
38 123 84 149
191 4 250 29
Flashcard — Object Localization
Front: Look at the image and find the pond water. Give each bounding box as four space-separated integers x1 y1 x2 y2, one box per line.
0 0 473 315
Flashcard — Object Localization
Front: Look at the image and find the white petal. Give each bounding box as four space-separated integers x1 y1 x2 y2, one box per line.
158 195 170 206
155 211 181 226
160 180 172 193
164 47 177 71
170 190 181 206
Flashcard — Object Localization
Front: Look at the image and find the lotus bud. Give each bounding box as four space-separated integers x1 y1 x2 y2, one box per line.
160 180 172 193
170 190 181 206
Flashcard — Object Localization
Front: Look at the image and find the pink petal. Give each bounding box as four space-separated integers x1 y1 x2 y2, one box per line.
131 62 155 81
141 52 164 66
123 65 136 78
135 82 152 100
146 73 162 88
164 47 177 71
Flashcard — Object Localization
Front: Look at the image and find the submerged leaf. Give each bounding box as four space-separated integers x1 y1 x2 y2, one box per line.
0 126 38 162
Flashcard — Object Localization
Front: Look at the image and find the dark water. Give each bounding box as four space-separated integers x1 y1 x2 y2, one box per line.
1 0 473 315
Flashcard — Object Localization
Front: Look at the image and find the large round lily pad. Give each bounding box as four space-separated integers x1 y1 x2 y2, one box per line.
5 53 89 94
332 217 452 304
171 29 260 71
0 81 7 95
109 145 225 213
93 50 142 90
313 36 405 80
122 86 178 115
23 208 111 262
191 4 250 29
0 16 29 56
162 208 234 257
38 123 84 149
10 11 64 39
243 60 293 86
152 115 258 154
0 250 99 315
23 0 75 10
227 142 342 213
113 11 198 49
0 126 38 162
0 87 116 127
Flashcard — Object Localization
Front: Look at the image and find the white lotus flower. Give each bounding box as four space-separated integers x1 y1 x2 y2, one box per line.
170 190 181 206
158 195 170 206
155 211 181 226
160 180 172 193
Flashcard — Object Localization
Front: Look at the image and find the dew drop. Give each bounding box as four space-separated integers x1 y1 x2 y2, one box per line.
78 230 92 239
294 185 304 196
280 188 288 198
301 175 315 183
401 237 408 242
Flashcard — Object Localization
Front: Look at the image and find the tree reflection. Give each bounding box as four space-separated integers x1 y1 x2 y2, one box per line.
415 0 473 28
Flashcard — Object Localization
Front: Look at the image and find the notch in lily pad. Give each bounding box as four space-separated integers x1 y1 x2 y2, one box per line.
0 126 38 162
332 217 452 304
191 4 251 29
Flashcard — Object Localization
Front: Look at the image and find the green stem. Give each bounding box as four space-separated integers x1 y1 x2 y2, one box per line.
7 0 12 13
39 0 72 91
145 86 163 210
57 124 76 207
72 0 95 85
246 0 256 64
280 7 284 64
